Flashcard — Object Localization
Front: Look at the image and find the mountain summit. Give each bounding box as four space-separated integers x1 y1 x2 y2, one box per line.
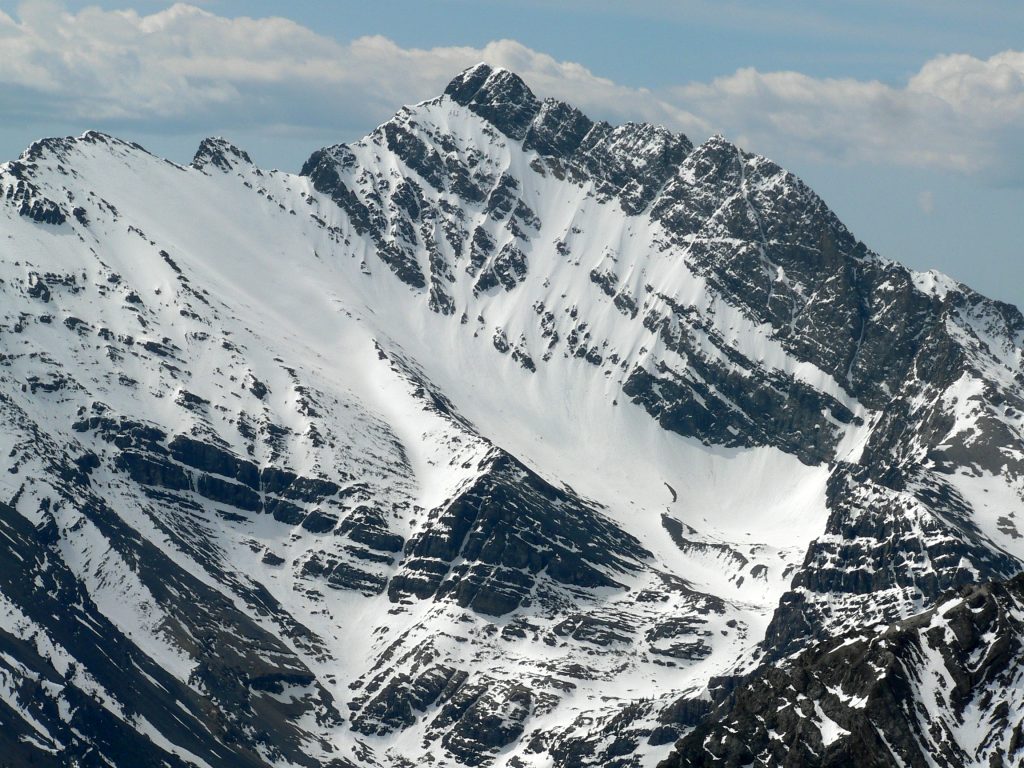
0 67 1021 767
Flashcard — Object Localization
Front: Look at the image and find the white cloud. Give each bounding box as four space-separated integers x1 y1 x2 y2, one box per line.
671 52 1024 177
0 2 693 127
1 1 1022 181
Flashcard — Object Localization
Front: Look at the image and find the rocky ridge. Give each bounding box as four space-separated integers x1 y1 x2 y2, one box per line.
660 574 1024 768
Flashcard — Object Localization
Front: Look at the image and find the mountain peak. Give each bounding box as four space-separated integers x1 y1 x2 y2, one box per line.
443 62 494 96
444 63 541 140
192 136 255 173
14 131 142 166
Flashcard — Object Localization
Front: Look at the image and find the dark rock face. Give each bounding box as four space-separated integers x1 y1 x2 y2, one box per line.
349 648 534 766
474 241 528 294
437 680 534 765
0 487 340 768
524 98 595 159
572 121 692 214
351 661 468 735
445 64 542 140
447 64 692 215
192 137 256 173
660 576 1024 768
300 144 378 235
623 329 857 466
300 551 387 594
762 462 1023 660
389 449 649 616
2 166 67 224
0 500 213 768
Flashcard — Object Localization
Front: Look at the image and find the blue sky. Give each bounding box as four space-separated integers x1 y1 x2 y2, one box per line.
2 1 1022 306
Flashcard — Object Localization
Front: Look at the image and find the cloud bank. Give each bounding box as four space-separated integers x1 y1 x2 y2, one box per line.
674 53 1024 176
2 2 1022 179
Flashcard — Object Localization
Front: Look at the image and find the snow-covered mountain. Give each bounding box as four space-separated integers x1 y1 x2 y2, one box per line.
0 63 1021 767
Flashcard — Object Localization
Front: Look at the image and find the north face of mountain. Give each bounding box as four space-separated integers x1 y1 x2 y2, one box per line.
0 64 1021 768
